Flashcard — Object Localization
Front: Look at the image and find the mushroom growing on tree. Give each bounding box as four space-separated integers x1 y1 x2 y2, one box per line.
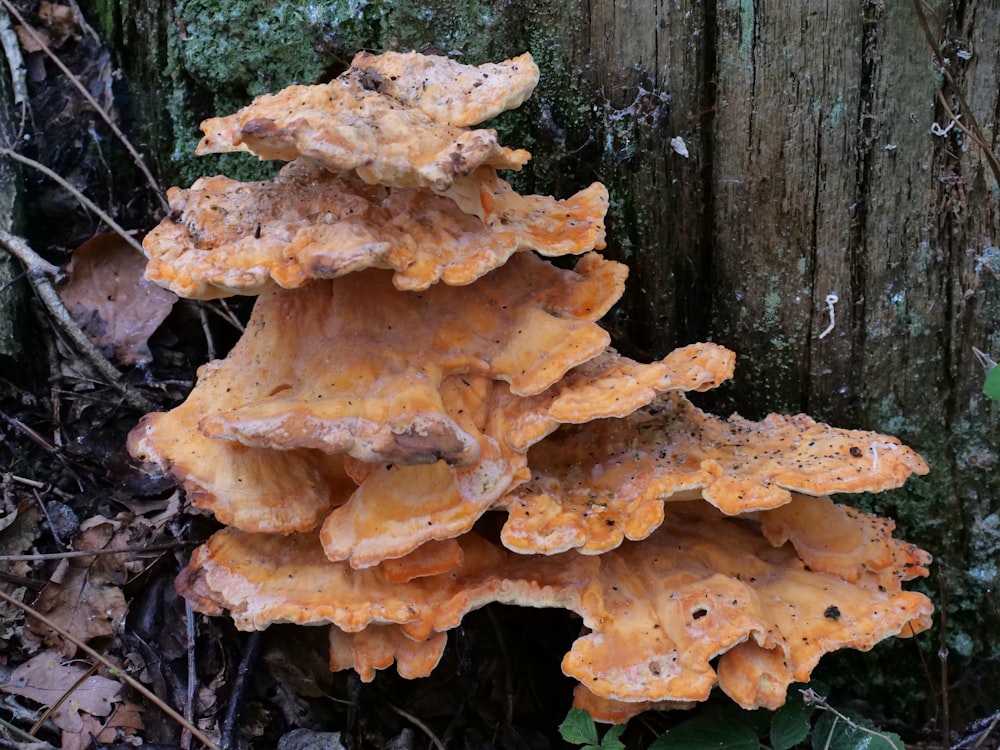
129 50 932 723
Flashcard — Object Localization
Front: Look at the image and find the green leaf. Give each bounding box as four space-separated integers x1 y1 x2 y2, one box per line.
649 714 759 750
560 708 600 747
770 694 813 750
811 711 904 750
985 365 1000 401
601 723 627 750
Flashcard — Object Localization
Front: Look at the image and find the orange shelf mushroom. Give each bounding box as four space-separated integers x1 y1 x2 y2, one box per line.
319 343 735 568
143 160 608 299
130 49 933 722
196 52 537 190
176 496 931 720
498 391 928 555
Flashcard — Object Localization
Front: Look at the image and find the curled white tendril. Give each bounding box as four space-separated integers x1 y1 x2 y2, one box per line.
819 293 839 339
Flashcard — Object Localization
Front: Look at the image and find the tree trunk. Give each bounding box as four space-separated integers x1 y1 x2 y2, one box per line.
0 8 25 367
32 0 1000 722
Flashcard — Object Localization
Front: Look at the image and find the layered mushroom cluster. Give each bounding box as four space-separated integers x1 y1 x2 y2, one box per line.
129 51 933 722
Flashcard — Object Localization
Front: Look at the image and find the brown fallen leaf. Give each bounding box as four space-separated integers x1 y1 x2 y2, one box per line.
27 563 128 656
14 23 49 54
37 2 80 46
0 650 122 733
104 699 145 733
65 714 109 750
25 517 129 656
57 233 177 365
0 500 44 642
63 701 143 750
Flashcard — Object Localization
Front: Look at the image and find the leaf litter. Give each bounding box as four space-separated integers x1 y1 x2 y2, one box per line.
56 232 177 367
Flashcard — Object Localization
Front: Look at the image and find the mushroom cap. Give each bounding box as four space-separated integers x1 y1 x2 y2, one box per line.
200 250 624 447
195 56 532 190
752 493 932 588
177 495 931 709
560 499 932 708
127 366 356 534
347 51 539 127
328 626 448 681
380 539 466 584
319 344 735 569
499 392 930 554
319 374 518 569
142 160 609 299
570 686 693 724
130 252 625 533
501 342 736 453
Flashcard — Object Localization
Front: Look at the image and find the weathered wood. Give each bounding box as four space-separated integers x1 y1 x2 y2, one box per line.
0 7 24 367
82 0 1000 716
706 0 1000 671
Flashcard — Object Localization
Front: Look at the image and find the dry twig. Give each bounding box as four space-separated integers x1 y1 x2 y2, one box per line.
384 700 446 750
219 631 262 750
0 0 167 212
0 229 156 411
952 711 1000 749
0 541 189 562
801 688 902 748
0 588 222 750
913 0 1000 189
0 148 145 255
29 662 99 735
0 2 27 108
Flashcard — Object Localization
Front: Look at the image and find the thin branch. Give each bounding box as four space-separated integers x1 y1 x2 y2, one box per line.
384 700 446 750
30 662 99 735
0 588 222 750
215 300 245 332
183 601 197 750
971 713 1000 749
0 148 145 255
0 715 54 748
3 474 73 500
219 631 262 750
938 572 951 746
0 3 27 107
913 0 1000 188
0 541 190 562
0 0 167 212
932 92 1000 187
203 299 245 334
0 411 59 454
802 688 902 747
195 302 216 362
0 230 157 411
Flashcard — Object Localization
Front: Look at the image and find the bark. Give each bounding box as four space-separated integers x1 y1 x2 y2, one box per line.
18 0 1000 719
0 6 24 367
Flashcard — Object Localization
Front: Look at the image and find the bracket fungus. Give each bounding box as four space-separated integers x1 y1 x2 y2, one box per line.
143 160 609 298
130 50 933 722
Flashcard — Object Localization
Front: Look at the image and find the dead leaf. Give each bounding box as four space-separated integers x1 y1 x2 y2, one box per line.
25 517 129 656
0 651 122 733
13 24 48 54
64 702 142 750
57 233 177 366
0 501 44 642
0 499 42 567
63 714 106 750
104 699 144 732
27 564 128 656
37 2 79 47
